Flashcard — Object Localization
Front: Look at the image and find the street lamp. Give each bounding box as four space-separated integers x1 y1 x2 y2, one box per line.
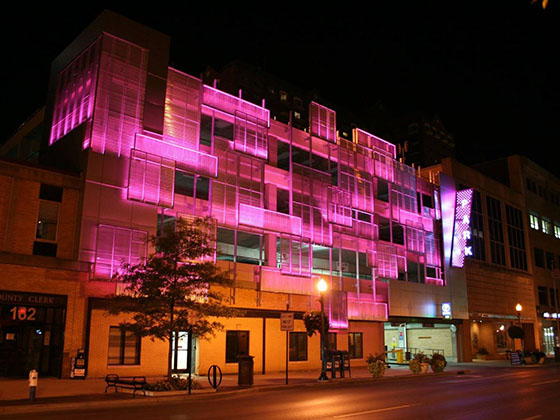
317 278 328 381
515 303 524 356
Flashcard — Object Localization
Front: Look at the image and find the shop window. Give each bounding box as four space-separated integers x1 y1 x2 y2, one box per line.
108 326 140 365
534 248 545 268
348 332 363 359
225 331 249 363
538 286 548 306
289 332 307 361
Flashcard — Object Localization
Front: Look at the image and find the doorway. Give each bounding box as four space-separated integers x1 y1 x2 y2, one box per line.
171 331 190 373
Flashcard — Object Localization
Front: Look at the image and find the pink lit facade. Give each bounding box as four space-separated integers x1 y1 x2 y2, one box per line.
34 12 471 378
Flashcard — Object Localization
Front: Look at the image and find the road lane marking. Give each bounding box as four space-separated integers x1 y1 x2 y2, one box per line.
531 379 560 386
520 415 543 420
333 403 420 418
442 372 529 383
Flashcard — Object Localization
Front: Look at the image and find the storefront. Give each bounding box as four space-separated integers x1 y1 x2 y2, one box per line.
0 290 67 377
384 319 460 363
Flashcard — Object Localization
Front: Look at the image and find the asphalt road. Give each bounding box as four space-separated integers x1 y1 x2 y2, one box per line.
8 366 560 420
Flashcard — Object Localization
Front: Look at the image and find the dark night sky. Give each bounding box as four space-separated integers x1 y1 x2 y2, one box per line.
1 2 558 175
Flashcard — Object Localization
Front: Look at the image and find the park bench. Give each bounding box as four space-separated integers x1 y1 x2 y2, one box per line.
104 374 147 397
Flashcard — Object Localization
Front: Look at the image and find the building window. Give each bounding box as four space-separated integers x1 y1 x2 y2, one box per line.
467 190 485 261
94 225 148 279
550 288 557 307
487 196 506 266
542 218 552 235
108 327 140 365
534 248 545 268
348 333 363 359
538 286 548 306
175 171 210 201
546 252 555 270
526 178 537 194
529 213 540 230
294 111 302 120
506 205 527 271
225 331 249 363
289 332 308 361
279 91 288 101
34 184 63 257
554 224 560 239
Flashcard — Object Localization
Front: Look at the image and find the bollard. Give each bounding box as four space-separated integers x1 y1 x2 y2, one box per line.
29 369 38 402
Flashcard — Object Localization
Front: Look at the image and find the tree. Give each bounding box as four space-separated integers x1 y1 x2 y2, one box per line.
107 216 234 381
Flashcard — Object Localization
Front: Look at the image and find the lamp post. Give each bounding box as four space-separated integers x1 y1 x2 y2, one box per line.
317 278 328 381
516 303 524 355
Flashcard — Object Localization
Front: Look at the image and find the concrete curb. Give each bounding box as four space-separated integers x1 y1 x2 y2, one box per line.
0 370 470 416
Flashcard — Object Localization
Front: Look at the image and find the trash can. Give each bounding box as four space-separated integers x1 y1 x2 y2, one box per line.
237 355 254 386
396 349 404 364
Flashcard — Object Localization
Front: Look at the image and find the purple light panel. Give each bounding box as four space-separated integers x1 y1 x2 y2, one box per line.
135 133 217 178
451 188 474 267
353 128 396 159
202 85 270 126
309 102 336 143
238 203 302 236
50 39 100 145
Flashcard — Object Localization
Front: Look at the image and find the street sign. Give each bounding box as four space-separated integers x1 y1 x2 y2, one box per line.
280 312 294 331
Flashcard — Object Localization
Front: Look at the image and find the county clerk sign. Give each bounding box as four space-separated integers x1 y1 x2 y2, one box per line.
0 290 67 307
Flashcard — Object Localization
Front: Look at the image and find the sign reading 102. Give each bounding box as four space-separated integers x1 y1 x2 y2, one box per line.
9 306 37 321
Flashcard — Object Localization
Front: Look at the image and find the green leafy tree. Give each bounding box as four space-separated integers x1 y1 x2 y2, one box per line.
107 217 234 381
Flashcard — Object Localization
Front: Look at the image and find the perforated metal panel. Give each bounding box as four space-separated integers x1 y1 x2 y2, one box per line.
50 38 101 146
90 34 148 157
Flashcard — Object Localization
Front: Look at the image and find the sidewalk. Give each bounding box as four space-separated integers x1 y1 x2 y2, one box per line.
0 361 528 416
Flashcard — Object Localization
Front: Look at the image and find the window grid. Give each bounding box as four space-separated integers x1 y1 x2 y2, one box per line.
108 326 140 365
506 205 527 271
289 332 308 361
486 196 506 266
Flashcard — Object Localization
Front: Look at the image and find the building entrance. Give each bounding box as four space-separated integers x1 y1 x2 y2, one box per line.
171 331 190 373
0 291 66 377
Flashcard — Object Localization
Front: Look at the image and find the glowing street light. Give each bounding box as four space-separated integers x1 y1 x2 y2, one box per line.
317 278 328 381
516 303 524 356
